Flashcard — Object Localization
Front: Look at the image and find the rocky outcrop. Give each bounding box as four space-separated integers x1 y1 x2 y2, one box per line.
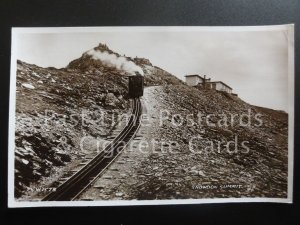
133 57 152 66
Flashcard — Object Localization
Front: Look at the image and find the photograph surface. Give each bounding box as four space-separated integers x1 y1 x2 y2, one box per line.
8 25 294 207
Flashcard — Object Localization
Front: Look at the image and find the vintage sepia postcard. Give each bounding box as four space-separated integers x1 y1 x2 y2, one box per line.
8 25 294 207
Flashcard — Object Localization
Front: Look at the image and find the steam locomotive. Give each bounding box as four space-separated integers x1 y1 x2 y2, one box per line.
128 73 144 98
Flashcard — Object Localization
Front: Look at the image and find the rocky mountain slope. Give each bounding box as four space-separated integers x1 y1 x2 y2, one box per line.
14 43 183 198
79 85 288 200
78 84 288 200
15 60 130 197
130 85 288 199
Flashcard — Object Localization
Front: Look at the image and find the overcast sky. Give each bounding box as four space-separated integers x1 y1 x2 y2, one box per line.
16 27 290 111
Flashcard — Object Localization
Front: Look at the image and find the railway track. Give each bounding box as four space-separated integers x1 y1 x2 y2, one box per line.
42 98 142 201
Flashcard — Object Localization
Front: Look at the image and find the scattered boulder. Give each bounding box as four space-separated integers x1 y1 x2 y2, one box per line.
22 83 35 89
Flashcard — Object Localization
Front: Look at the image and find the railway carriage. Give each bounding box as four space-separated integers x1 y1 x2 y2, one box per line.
128 74 144 98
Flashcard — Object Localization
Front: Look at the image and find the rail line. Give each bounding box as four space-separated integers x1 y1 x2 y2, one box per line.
42 98 142 201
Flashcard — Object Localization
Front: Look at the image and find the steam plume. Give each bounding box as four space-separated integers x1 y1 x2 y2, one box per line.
87 49 144 76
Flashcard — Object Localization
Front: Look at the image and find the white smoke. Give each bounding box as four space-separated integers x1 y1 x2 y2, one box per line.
86 49 144 76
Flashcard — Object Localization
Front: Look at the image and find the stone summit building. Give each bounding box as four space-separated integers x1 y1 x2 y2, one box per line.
185 74 233 94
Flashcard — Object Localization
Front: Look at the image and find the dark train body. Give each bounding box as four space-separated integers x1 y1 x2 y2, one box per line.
128 74 144 98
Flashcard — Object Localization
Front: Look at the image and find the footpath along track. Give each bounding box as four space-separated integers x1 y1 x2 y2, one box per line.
42 98 142 201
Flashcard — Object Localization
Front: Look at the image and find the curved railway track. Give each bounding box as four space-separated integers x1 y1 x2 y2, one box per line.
42 98 142 201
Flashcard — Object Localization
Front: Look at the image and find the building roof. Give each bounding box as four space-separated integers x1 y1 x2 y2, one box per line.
206 81 232 90
184 74 206 80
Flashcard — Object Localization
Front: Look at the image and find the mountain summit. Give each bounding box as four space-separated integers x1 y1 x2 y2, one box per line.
67 43 143 75
67 43 183 85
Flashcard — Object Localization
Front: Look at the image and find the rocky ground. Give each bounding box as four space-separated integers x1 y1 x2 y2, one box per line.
15 59 131 198
79 85 288 200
